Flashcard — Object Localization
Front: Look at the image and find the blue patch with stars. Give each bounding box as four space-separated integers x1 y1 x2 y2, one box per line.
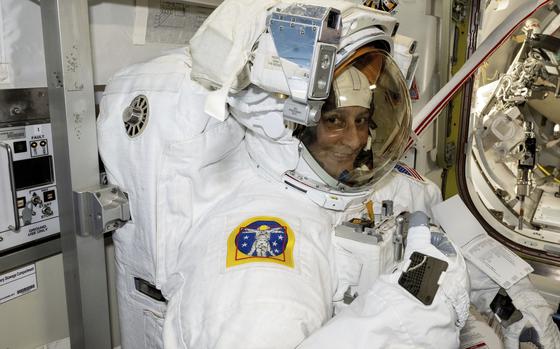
226 217 295 268
236 220 287 256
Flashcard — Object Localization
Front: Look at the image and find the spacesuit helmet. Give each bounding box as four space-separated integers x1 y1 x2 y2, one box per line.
189 0 412 208
294 46 411 191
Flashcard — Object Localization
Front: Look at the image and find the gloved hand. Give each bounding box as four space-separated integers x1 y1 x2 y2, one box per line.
504 277 560 348
467 260 560 349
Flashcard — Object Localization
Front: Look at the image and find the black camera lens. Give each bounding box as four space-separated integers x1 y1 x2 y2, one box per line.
327 10 339 29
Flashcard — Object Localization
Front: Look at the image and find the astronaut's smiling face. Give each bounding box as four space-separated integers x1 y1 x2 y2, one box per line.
307 106 370 180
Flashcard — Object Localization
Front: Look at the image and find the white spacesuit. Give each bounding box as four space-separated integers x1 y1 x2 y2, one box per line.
97 0 560 348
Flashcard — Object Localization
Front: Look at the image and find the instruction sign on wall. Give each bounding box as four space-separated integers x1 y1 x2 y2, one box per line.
133 0 214 45
0 264 37 304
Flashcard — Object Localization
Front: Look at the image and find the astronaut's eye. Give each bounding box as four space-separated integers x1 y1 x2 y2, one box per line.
323 113 346 130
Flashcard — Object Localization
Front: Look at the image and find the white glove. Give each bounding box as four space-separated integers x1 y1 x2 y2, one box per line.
504 277 560 349
467 261 560 349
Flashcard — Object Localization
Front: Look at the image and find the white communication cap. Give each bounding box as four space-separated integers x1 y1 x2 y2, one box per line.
332 66 373 109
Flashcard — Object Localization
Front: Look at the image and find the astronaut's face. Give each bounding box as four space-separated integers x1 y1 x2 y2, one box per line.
296 48 411 189
307 106 370 180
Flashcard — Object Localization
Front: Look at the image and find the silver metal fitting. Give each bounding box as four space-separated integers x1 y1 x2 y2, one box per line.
74 185 130 237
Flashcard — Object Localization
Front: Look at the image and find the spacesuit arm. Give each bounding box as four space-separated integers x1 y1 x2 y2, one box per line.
298 212 470 349
467 259 560 348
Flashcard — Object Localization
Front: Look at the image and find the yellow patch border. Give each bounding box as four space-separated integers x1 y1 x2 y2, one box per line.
226 216 295 269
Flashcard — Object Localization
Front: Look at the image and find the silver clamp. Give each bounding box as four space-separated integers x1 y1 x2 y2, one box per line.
74 185 130 237
394 212 410 262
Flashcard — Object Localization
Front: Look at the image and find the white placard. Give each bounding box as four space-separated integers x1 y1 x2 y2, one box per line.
0 264 37 304
433 195 533 289
134 0 213 46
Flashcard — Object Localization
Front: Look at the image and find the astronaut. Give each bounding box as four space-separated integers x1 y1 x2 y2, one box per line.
246 226 281 257
97 0 560 348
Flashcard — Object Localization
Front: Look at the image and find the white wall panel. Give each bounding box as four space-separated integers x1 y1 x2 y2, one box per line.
0 0 220 88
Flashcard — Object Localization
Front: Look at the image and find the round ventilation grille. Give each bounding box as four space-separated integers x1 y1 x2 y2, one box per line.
122 95 149 138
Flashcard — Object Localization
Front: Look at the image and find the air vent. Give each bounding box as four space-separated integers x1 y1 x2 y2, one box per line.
122 95 149 138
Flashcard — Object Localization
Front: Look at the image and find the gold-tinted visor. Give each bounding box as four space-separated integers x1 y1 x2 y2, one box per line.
297 48 411 190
